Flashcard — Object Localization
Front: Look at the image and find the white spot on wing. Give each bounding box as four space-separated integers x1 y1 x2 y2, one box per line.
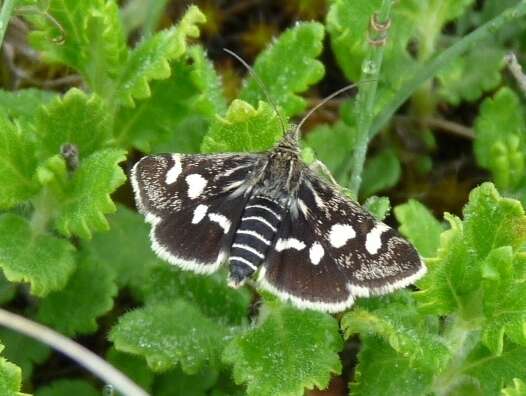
309 242 324 265
275 238 306 252
365 222 390 254
328 223 356 248
208 213 231 233
165 155 182 184
185 174 207 199
191 204 208 224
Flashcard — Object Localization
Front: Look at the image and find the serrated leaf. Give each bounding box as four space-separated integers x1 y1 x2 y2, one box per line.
239 22 325 117
394 199 444 257
0 329 50 381
417 183 526 319
502 378 526 396
36 89 112 159
140 265 250 325
114 45 224 152
0 89 56 129
0 214 76 296
350 337 433 396
343 292 449 373
474 87 526 191
106 349 155 392
304 121 355 183
85 205 157 291
37 257 117 336
0 112 40 209
114 5 206 106
27 0 127 93
0 343 23 396
363 196 391 221
55 149 127 239
35 379 100 396
360 148 401 198
438 44 505 105
201 100 283 153
110 300 230 373
223 302 342 396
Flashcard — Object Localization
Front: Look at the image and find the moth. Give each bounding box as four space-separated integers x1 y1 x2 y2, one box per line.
130 124 426 313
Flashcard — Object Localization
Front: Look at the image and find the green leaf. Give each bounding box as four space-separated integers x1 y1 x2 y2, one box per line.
154 367 218 396
0 89 56 129
37 257 117 336
363 196 391 221
0 112 40 209
0 273 16 305
502 378 526 396
36 89 112 160
106 349 155 392
54 149 127 239
0 343 23 396
114 5 206 107
110 300 231 373
239 22 325 117
85 205 157 291
394 199 444 257
438 44 505 105
223 302 342 396
360 148 401 198
417 183 526 318
303 121 355 183
35 379 100 396
140 265 250 326
474 87 526 191
350 337 433 396
114 45 225 152
27 0 127 93
0 214 76 296
0 329 50 381
201 100 283 153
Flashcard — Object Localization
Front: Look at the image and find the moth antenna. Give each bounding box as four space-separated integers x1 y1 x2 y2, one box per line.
294 80 377 138
223 48 287 135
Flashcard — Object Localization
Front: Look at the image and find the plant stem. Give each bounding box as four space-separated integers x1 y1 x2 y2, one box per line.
347 0 394 197
0 308 150 396
370 0 526 139
0 0 16 47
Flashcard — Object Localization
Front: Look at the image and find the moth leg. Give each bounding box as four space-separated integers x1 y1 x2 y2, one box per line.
309 160 339 186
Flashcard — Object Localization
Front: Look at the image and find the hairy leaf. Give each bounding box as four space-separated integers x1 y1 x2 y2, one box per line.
394 199 443 257
360 148 401 198
501 378 526 396
0 89 56 129
54 149 127 239
36 89 112 159
0 214 76 296
363 196 391 221
110 300 231 373
202 100 283 153
0 343 23 396
154 367 219 396
106 349 155 392
474 88 526 191
239 22 325 117
0 112 40 209
223 301 342 396
37 258 117 336
114 6 206 106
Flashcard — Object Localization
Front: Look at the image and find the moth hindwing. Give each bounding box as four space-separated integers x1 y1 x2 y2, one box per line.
131 131 426 313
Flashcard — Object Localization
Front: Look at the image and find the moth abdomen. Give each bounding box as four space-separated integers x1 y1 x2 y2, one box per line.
228 195 283 287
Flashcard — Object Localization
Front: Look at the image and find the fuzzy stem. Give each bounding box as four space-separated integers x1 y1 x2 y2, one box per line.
347 0 394 197
0 309 149 396
370 0 526 139
0 0 16 47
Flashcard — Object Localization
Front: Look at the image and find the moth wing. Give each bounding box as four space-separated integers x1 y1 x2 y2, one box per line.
131 153 263 273
259 170 426 312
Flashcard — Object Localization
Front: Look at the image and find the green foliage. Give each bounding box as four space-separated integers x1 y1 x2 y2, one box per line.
239 22 325 117
223 301 342 396
0 1 526 394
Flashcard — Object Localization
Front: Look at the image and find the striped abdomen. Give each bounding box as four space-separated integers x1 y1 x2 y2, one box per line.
228 195 283 286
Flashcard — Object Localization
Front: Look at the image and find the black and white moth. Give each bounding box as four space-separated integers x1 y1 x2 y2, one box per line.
130 130 426 313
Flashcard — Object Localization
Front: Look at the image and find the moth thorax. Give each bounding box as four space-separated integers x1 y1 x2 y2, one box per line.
228 195 283 287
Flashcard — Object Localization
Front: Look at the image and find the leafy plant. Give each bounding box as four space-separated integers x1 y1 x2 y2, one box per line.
0 0 526 395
